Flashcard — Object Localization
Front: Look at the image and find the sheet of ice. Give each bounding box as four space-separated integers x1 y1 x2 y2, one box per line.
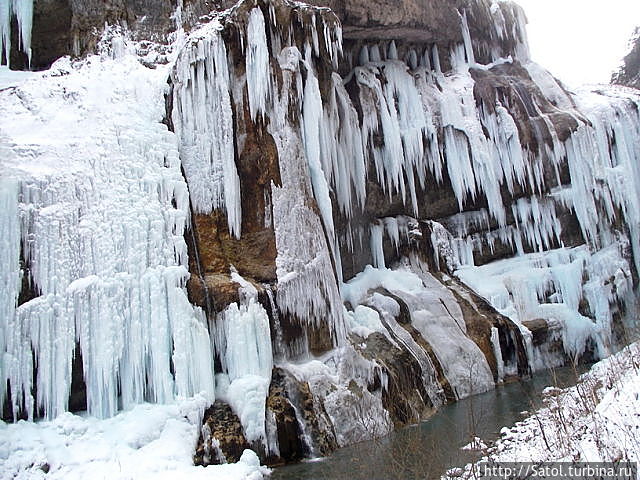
1 42 214 420
246 7 272 121
368 292 445 406
269 50 346 345
213 270 273 444
282 346 391 447
343 264 495 398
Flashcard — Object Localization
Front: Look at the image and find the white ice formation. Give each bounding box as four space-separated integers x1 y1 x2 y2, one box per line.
1 0 33 67
1 52 214 420
2 0 640 467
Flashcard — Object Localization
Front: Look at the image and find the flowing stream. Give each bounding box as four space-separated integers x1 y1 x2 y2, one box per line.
272 366 588 480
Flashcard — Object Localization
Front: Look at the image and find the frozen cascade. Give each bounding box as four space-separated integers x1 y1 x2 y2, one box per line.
246 7 272 121
457 244 634 368
268 27 346 344
171 2 348 347
0 0 33 67
214 272 273 444
171 25 242 238
202 0 640 392
302 46 336 242
0 49 215 420
443 76 640 367
3 0 640 467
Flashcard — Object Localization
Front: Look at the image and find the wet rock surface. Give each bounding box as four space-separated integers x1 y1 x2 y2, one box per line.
195 401 251 465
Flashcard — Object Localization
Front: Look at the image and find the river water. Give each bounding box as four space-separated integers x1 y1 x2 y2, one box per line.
271 366 587 480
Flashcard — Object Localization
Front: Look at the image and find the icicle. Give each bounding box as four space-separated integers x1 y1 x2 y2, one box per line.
214 273 273 444
0 178 26 419
215 300 273 381
406 49 418 70
246 7 272 121
490 327 505 383
370 222 385 268
359 45 369 65
460 10 475 66
172 29 242 238
369 44 381 62
387 40 398 60
302 46 336 241
0 0 33 68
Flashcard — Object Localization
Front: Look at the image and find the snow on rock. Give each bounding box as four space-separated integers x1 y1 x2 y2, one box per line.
0 42 214 420
343 264 494 399
0 395 270 480
461 436 488 452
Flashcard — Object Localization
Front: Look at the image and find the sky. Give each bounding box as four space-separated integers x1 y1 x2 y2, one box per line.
512 0 640 87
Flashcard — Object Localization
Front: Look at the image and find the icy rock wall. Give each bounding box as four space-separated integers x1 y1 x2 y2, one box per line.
0 0 33 66
168 0 528 456
169 1 356 456
3 0 640 465
305 1 640 369
184 0 640 382
171 0 347 345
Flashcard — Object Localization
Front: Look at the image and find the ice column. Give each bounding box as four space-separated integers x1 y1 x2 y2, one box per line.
214 275 273 444
172 29 242 238
0 0 33 67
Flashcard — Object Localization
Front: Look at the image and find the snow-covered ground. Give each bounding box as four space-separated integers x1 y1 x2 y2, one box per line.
0 395 269 480
446 342 640 478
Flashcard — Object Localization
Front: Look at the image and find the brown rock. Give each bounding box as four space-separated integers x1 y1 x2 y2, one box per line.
195 401 251 465
358 332 435 425
266 367 338 465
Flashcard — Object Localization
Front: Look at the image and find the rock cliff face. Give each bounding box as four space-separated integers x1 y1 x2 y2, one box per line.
4 0 217 69
165 0 640 465
614 28 640 89
2 0 640 471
